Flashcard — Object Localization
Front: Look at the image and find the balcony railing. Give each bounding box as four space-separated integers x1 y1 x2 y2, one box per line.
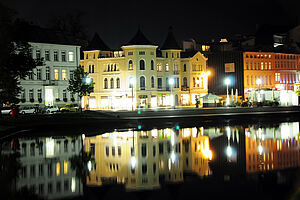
181 86 190 91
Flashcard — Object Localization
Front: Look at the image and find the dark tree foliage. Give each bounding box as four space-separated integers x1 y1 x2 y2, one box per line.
0 3 43 105
69 150 91 185
67 65 94 108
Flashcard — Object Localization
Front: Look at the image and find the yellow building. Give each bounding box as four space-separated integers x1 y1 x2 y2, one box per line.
80 28 209 110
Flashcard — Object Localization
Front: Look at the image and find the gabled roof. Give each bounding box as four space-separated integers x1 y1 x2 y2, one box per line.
124 28 154 46
86 33 111 51
160 26 181 50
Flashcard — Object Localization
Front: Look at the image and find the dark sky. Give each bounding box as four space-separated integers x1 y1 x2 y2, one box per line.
1 0 299 49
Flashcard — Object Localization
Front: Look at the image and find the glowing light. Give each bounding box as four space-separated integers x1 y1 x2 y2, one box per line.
138 125 142 130
226 146 232 157
256 78 262 85
225 78 231 86
71 177 76 192
258 145 263 155
131 157 136 169
46 138 54 157
170 152 176 163
87 161 92 171
169 78 174 85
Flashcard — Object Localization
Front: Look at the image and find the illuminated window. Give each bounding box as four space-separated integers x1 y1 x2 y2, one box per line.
62 70 67 80
128 60 133 70
166 63 169 71
261 62 264 70
56 162 61 176
64 160 68 174
157 63 162 72
54 69 59 80
68 52 74 62
275 73 280 82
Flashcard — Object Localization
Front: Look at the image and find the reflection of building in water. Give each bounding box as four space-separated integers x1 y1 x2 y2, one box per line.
3 136 83 199
245 122 300 173
84 128 183 190
182 127 212 177
209 122 300 179
84 127 213 190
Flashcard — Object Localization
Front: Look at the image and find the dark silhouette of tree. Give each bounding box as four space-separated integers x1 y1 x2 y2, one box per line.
69 150 91 186
67 65 94 110
0 3 43 106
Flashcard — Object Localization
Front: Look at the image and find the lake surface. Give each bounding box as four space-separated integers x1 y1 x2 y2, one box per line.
1 120 300 200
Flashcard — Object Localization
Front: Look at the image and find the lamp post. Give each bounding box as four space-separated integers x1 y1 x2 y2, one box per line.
84 76 92 110
225 78 230 106
129 77 135 111
169 78 174 108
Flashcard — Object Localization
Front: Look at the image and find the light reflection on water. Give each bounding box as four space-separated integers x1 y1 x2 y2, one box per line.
1 121 299 199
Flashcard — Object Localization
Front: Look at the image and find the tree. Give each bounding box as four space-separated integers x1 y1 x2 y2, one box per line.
67 65 94 109
0 3 43 106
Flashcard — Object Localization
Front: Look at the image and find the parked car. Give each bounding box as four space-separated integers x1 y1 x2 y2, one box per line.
1 107 12 115
45 105 60 114
19 106 37 114
60 103 79 112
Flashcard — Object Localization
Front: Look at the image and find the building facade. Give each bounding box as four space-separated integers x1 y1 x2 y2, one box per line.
80 29 209 110
19 42 81 108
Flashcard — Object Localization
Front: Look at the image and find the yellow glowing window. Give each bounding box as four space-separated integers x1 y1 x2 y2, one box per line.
64 160 68 174
54 69 59 80
62 70 67 80
56 162 61 176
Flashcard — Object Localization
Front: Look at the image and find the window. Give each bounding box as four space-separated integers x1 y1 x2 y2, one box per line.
141 143 147 157
128 60 133 70
39 164 43 177
118 146 121 156
183 77 187 87
56 162 61 176
140 60 145 70
112 147 115 156
173 64 179 73
46 67 50 80
183 64 187 72
142 164 147 174
45 50 50 61
275 73 280 82
140 76 145 90
29 89 34 100
54 69 59 80
64 161 68 174
92 65 95 73
128 52 133 55
56 182 61 193
139 51 145 55
63 90 67 99
151 76 155 88
116 78 120 89
48 164 53 177
22 143 26 156
54 51 58 61
153 145 156 157
157 63 162 71
28 71 34 80
61 51 66 62
110 78 114 89
157 78 162 89
166 63 169 71
151 60 154 70
62 70 67 80
70 70 74 80
48 183 53 194
105 146 109 156
36 49 41 59
104 78 108 89
64 140 68 152
159 142 164 154
30 143 35 156
68 51 74 62
37 69 41 80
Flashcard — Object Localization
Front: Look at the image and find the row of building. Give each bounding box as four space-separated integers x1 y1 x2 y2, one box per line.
15 23 300 109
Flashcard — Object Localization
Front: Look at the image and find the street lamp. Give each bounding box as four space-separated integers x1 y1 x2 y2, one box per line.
224 78 231 106
169 78 174 107
129 77 135 111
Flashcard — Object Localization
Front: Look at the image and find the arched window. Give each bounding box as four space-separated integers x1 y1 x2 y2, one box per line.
114 64 117 71
128 60 133 70
89 65 91 73
110 78 114 89
183 77 187 87
107 64 110 72
104 78 108 89
86 53 88 59
140 60 145 70
116 78 120 89
151 76 155 88
92 65 94 73
151 60 154 70
140 76 145 90
183 64 187 72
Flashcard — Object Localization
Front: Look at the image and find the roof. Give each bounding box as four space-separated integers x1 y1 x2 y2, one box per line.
124 28 154 46
86 33 111 51
160 26 181 50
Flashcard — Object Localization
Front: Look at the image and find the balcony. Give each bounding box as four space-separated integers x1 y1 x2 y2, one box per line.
181 86 190 91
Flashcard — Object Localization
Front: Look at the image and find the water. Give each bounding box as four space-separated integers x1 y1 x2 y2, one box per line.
1 121 300 200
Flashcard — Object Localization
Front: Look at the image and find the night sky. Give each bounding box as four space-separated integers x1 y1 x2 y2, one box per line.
1 0 299 49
